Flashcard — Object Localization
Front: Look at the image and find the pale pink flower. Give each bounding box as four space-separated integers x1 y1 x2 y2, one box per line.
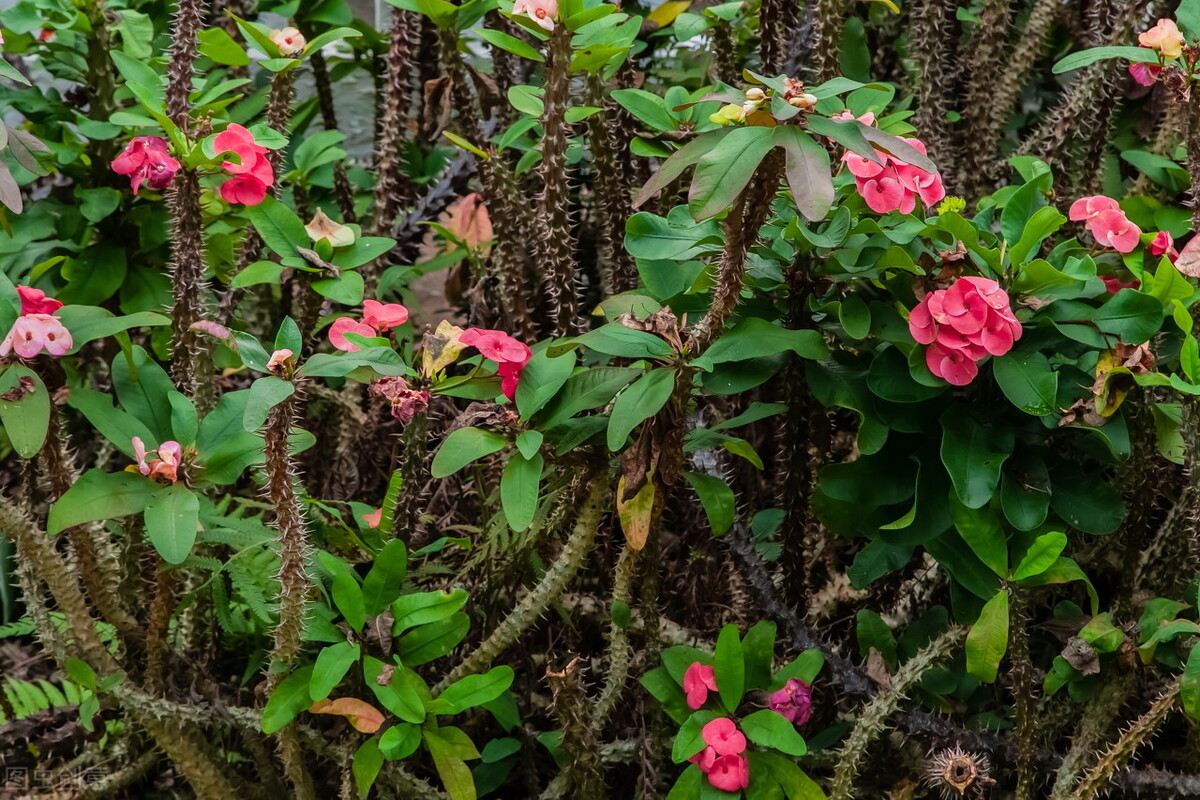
513 0 557 30
328 317 378 352
1089 209 1142 253
369 377 430 423
832 109 876 126
683 662 718 710
362 300 409 331
131 437 183 484
769 678 813 725
909 277 1022 386
361 508 383 528
1067 195 1121 222
305 209 355 247
269 26 306 56
441 193 493 255
0 313 73 358
132 437 151 475
706 754 750 792
1139 18 1185 59
17 286 62 315
111 136 179 195
266 348 293 371
701 718 746 757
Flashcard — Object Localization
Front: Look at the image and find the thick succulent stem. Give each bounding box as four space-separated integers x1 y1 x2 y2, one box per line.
810 0 844 83
372 6 416 236
1049 669 1136 799
959 0 1014 193
592 544 637 727
538 26 580 337
435 478 606 691
828 626 967 800
1009 595 1038 800
585 73 637 297
908 0 959 191
1066 678 1181 800
545 658 605 800
166 0 207 133
1188 88 1200 229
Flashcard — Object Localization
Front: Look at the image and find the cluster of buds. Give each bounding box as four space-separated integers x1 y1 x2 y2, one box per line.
781 77 818 110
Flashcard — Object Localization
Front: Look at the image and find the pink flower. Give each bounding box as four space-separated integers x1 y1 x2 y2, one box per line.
328 317 379 352
706 754 750 792
17 285 62 315
133 437 151 476
266 348 293 373
683 662 718 710
768 678 813 725
111 136 180 195
1101 276 1141 295
1129 62 1163 86
0 313 73 358
460 328 532 401
687 745 717 772
362 300 409 331
369 377 430 423
361 508 383 528
1089 209 1142 253
269 26 306 56
214 124 274 206
1139 18 1184 59
909 277 1022 386
832 109 876 126
842 137 944 215
131 437 183 484
701 717 746 757
1149 231 1179 261
512 0 557 30
1067 195 1120 222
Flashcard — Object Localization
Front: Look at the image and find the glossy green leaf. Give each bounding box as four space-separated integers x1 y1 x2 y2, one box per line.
607 369 676 450
741 708 807 756
143 483 200 565
688 126 775 221
47 470 153 535
431 427 508 478
966 589 1009 683
0 366 49 458
714 624 745 711
501 452 543 531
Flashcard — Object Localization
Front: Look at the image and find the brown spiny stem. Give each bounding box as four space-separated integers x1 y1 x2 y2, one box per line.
811 0 844 83
478 155 539 341
688 150 782 352
310 51 357 223
537 26 579 337
959 0 1014 194
167 169 213 404
711 22 739 85
392 409 431 546
81 1 119 173
1187 87 1200 229
144 561 178 694
546 658 605 800
908 0 959 192
586 73 637 296
758 0 796 75
372 6 416 236
266 68 297 189
1009 594 1038 800
166 0 208 133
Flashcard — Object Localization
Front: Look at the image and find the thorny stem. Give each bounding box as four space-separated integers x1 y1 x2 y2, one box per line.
538 26 580 337
545 658 605 800
1048 668 1136 799
592 544 637 728
586 73 637 297
828 626 966 800
1009 594 1038 800
435 478 607 692
371 6 416 237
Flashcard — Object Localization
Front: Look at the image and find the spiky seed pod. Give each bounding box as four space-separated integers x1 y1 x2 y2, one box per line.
828 626 966 800
585 73 637 297
537 26 580 338
165 0 208 133
546 658 606 800
923 746 993 799
1066 679 1181 800
310 51 357 222
908 0 960 194
372 6 417 236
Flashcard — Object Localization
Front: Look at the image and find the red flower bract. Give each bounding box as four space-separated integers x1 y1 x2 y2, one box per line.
460 328 532 401
111 136 180 195
909 277 1022 386
682 662 717 710
214 124 275 206
842 137 944 215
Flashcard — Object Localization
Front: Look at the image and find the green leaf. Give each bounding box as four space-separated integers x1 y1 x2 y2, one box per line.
689 126 776 220
950 498 1007 577
436 666 515 714
425 728 478 800
380 723 423 759
198 26 251 66
48 470 153 535
53 308 170 355
612 88 677 132
704 318 829 364
245 195 308 261
111 345 175 441
671 711 718 762
392 589 470 632
633 130 727 209
363 657 426 723
741 620 777 691
1182 646 1200 721
352 737 384 800
507 84 545 116
741 708 807 756
1018 556 1099 615
1092 289 1164 343
714 624 745 710
501 452 543 531
773 126 833 222
0 366 49 458
607 369 676 450
431 427 508 478
966 589 1010 683
515 349 577 419
302 26 362 55
804 115 879 163
312 271 365 305
624 210 722 261
1052 45 1160 74
318 551 366 633
310 641 361 701
243 376 295 432
682 472 735 535
993 348 1058 416
261 666 315 733
143 484 200 565
999 181 1046 247
362 540 408 617
399 612 470 665
476 27 544 61
515 430 544 459
1009 206 1066 265
1012 531 1067 580
940 411 1010 509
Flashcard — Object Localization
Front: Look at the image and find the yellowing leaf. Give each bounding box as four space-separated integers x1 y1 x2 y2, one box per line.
646 0 692 27
309 698 385 733
617 475 655 550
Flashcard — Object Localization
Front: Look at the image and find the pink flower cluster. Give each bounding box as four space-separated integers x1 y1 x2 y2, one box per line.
215 124 275 206
460 328 532 401
768 678 813 725
909 277 1022 386
369 376 430 422
688 718 750 792
684 662 717 710
132 437 183 484
1 286 72 359
111 137 180 195
328 300 411 352
1068 196 1142 253
842 137 945 215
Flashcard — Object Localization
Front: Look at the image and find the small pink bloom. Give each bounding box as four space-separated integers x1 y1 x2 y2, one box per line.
460 328 532 401
1139 18 1184 59
267 348 293 371
1089 209 1142 253
214 124 268 174
512 0 557 30
17 286 62 315
925 342 979 386
328 317 379 352
1129 62 1163 86
111 136 180 195
832 109 876 126
1101 276 1141 294
269 26 306 56
0 313 73 358
860 175 908 214
1068 195 1121 222
842 151 887 179
683 662 718 710
768 678 813 725
441 193 494 254
909 277 1020 385
687 745 717 772
701 718 746 757
132 438 183 484
369 377 430 422
362 508 383 528
132 437 152 475
362 300 409 331
843 137 942 215
706 754 750 792
1149 231 1178 261
220 174 270 206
